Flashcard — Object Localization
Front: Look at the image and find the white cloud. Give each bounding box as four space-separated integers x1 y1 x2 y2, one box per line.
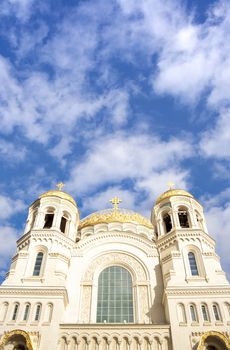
205 203 230 280
81 186 137 216
0 194 25 220
153 1 230 107
0 53 131 148
200 109 230 159
0 0 35 21
0 226 19 278
114 0 230 110
0 139 26 161
67 131 193 213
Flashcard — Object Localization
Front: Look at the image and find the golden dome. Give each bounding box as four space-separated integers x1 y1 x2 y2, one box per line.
39 190 77 206
79 208 153 229
156 189 193 204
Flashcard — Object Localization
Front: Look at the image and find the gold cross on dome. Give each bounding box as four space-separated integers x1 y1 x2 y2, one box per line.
110 196 122 210
56 182 65 191
167 181 175 190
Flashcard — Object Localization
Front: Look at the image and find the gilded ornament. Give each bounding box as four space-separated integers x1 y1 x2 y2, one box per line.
110 196 122 209
79 208 153 229
0 329 34 350
56 182 65 190
197 330 230 350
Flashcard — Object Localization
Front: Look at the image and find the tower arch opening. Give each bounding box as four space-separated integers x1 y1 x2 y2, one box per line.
178 206 190 228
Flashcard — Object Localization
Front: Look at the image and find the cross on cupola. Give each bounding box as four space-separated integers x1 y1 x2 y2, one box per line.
167 181 175 190
110 196 122 210
56 182 65 191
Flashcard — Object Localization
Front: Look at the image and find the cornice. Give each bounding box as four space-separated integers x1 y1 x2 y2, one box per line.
164 286 230 297
75 232 158 257
59 323 170 330
31 230 75 248
0 286 69 304
157 229 215 249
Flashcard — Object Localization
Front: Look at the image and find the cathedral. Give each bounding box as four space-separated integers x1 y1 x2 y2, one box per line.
0 185 229 350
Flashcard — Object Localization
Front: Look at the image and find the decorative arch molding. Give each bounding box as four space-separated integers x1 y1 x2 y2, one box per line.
197 331 230 350
0 329 33 350
83 252 148 282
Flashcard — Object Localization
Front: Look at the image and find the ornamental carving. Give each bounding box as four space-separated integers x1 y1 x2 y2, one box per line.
138 285 149 323
197 331 230 350
83 253 147 281
80 286 92 322
0 329 34 350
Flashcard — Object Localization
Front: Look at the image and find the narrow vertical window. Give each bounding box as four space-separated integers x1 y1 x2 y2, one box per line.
163 213 172 233
201 304 209 321
224 302 230 319
190 305 197 322
23 304 30 321
0 302 9 322
35 304 41 321
43 213 54 228
33 252 44 276
177 303 186 323
97 266 134 323
44 303 53 323
12 303 19 321
213 304 221 321
188 252 199 276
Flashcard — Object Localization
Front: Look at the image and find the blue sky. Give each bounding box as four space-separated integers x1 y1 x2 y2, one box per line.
0 0 230 281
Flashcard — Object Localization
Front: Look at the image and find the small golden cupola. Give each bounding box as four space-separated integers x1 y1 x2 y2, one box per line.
25 183 79 240
155 188 194 205
39 182 77 206
152 184 207 238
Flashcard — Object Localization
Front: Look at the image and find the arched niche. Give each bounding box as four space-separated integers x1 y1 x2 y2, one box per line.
0 330 33 350
197 331 230 350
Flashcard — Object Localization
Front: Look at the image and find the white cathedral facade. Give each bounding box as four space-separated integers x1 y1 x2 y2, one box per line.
0 186 229 350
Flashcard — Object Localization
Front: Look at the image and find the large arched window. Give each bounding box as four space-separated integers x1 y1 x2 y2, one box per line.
96 266 134 323
33 252 44 276
188 252 199 276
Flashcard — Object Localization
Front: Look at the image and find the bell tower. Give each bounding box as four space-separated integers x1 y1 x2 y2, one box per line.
3 184 80 287
151 187 230 350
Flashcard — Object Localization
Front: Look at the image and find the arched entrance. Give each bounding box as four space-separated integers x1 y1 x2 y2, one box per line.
0 330 33 350
197 331 230 350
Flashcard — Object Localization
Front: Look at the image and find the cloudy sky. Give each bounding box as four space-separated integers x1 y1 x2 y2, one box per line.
0 0 230 281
